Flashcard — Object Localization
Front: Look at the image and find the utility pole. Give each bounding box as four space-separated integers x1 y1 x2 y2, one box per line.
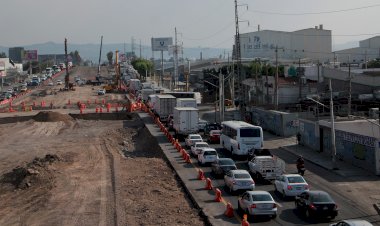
64 38 69 89
160 50 164 87
329 79 338 170
97 36 103 76
298 58 302 100
275 46 279 109
234 0 243 118
174 27 179 91
348 59 352 116
317 60 320 83
219 73 225 122
139 39 142 58
266 63 269 104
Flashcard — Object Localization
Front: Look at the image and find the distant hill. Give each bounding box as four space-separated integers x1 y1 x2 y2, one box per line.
0 40 360 63
332 40 359 51
0 42 230 63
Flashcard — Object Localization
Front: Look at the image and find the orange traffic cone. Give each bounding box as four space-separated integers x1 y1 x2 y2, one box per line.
215 188 222 202
198 169 205 180
224 202 234 218
205 178 213 190
241 214 250 226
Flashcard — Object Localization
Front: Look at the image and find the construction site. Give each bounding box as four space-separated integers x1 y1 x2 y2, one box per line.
0 66 206 226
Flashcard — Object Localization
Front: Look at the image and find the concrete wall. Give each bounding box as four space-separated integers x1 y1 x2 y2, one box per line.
320 125 378 174
250 108 298 137
299 119 320 151
322 67 380 92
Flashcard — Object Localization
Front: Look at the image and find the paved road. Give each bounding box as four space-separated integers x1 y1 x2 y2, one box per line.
177 131 380 225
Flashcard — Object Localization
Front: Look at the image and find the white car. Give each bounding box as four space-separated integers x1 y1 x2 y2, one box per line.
185 134 203 148
274 174 309 198
224 169 255 194
48 81 54 86
238 191 277 219
98 89 106 95
330 220 373 226
197 148 218 166
56 80 63 85
190 142 209 157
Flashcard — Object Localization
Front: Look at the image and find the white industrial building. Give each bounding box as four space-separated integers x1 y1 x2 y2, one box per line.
240 25 332 63
334 36 380 64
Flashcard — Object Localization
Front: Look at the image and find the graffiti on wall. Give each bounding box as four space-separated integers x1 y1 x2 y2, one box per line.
336 131 376 148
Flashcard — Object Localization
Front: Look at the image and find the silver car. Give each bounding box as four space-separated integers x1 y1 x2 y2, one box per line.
238 191 277 219
185 134 203 148
197 148 218 166
190 142 209 157
274 174 309 198
224 169 255 193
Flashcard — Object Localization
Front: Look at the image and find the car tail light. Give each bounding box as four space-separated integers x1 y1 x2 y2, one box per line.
287 185 293 190
334 204 338 210
305 184 310 190
309 204 317 210
273 203 277 208
250 180 255 184
250 204 257 209
232 180 236 184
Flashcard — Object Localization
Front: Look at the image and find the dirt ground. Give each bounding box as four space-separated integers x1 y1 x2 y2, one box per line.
0 67 205 226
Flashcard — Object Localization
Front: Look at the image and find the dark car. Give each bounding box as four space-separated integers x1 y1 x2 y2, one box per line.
247 148 273 161
295 190 338 220
211 158 237 178
204 122 222 135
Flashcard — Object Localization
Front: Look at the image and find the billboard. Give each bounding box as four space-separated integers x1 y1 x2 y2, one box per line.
23 50 38 61
151 37 173 51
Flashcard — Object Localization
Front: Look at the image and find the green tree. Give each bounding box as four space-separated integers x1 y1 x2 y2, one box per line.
0 52 7 58
69 50 82 65
131 58 154 81
107 51 113 65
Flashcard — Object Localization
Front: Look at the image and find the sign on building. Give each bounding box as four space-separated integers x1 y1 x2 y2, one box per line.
151 37 173 51
23 50 38 61
0 70 6 77
119 53 127 62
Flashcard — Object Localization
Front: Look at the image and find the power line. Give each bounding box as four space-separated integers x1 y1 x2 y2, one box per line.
248 4 380 15
183 22 235 41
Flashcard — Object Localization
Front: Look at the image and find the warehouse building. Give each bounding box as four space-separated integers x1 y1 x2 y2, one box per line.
334 36 380 64
240 25 332 63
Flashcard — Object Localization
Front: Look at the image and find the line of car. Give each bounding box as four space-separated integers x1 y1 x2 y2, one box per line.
183 130 373 225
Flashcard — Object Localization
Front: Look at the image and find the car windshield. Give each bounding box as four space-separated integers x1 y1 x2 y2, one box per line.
310 193 334 202
197 144 208 148
251 194 273 201
234 173 250 179
287 176 306 183
240 128 261 137
211 131 221 135
219 159 234 165
190 135 201 140
203 151 216 156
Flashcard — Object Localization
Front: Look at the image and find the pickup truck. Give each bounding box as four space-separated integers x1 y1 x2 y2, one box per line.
248 153 285 182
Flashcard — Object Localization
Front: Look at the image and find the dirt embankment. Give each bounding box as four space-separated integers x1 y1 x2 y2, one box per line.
0 110 205 226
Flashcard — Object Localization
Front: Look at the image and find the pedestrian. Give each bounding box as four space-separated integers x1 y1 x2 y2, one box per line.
296 132 301 145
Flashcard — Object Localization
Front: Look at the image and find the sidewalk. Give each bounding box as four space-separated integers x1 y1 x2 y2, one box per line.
281 142 374 178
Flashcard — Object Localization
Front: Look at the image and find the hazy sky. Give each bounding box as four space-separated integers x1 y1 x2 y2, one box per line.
1 0 379 50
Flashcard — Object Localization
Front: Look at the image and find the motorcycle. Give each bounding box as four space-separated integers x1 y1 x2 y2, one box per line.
297 163 305 176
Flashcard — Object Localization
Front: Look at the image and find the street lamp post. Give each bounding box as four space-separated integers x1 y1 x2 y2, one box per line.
329 79 338 170
306 78 338 170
